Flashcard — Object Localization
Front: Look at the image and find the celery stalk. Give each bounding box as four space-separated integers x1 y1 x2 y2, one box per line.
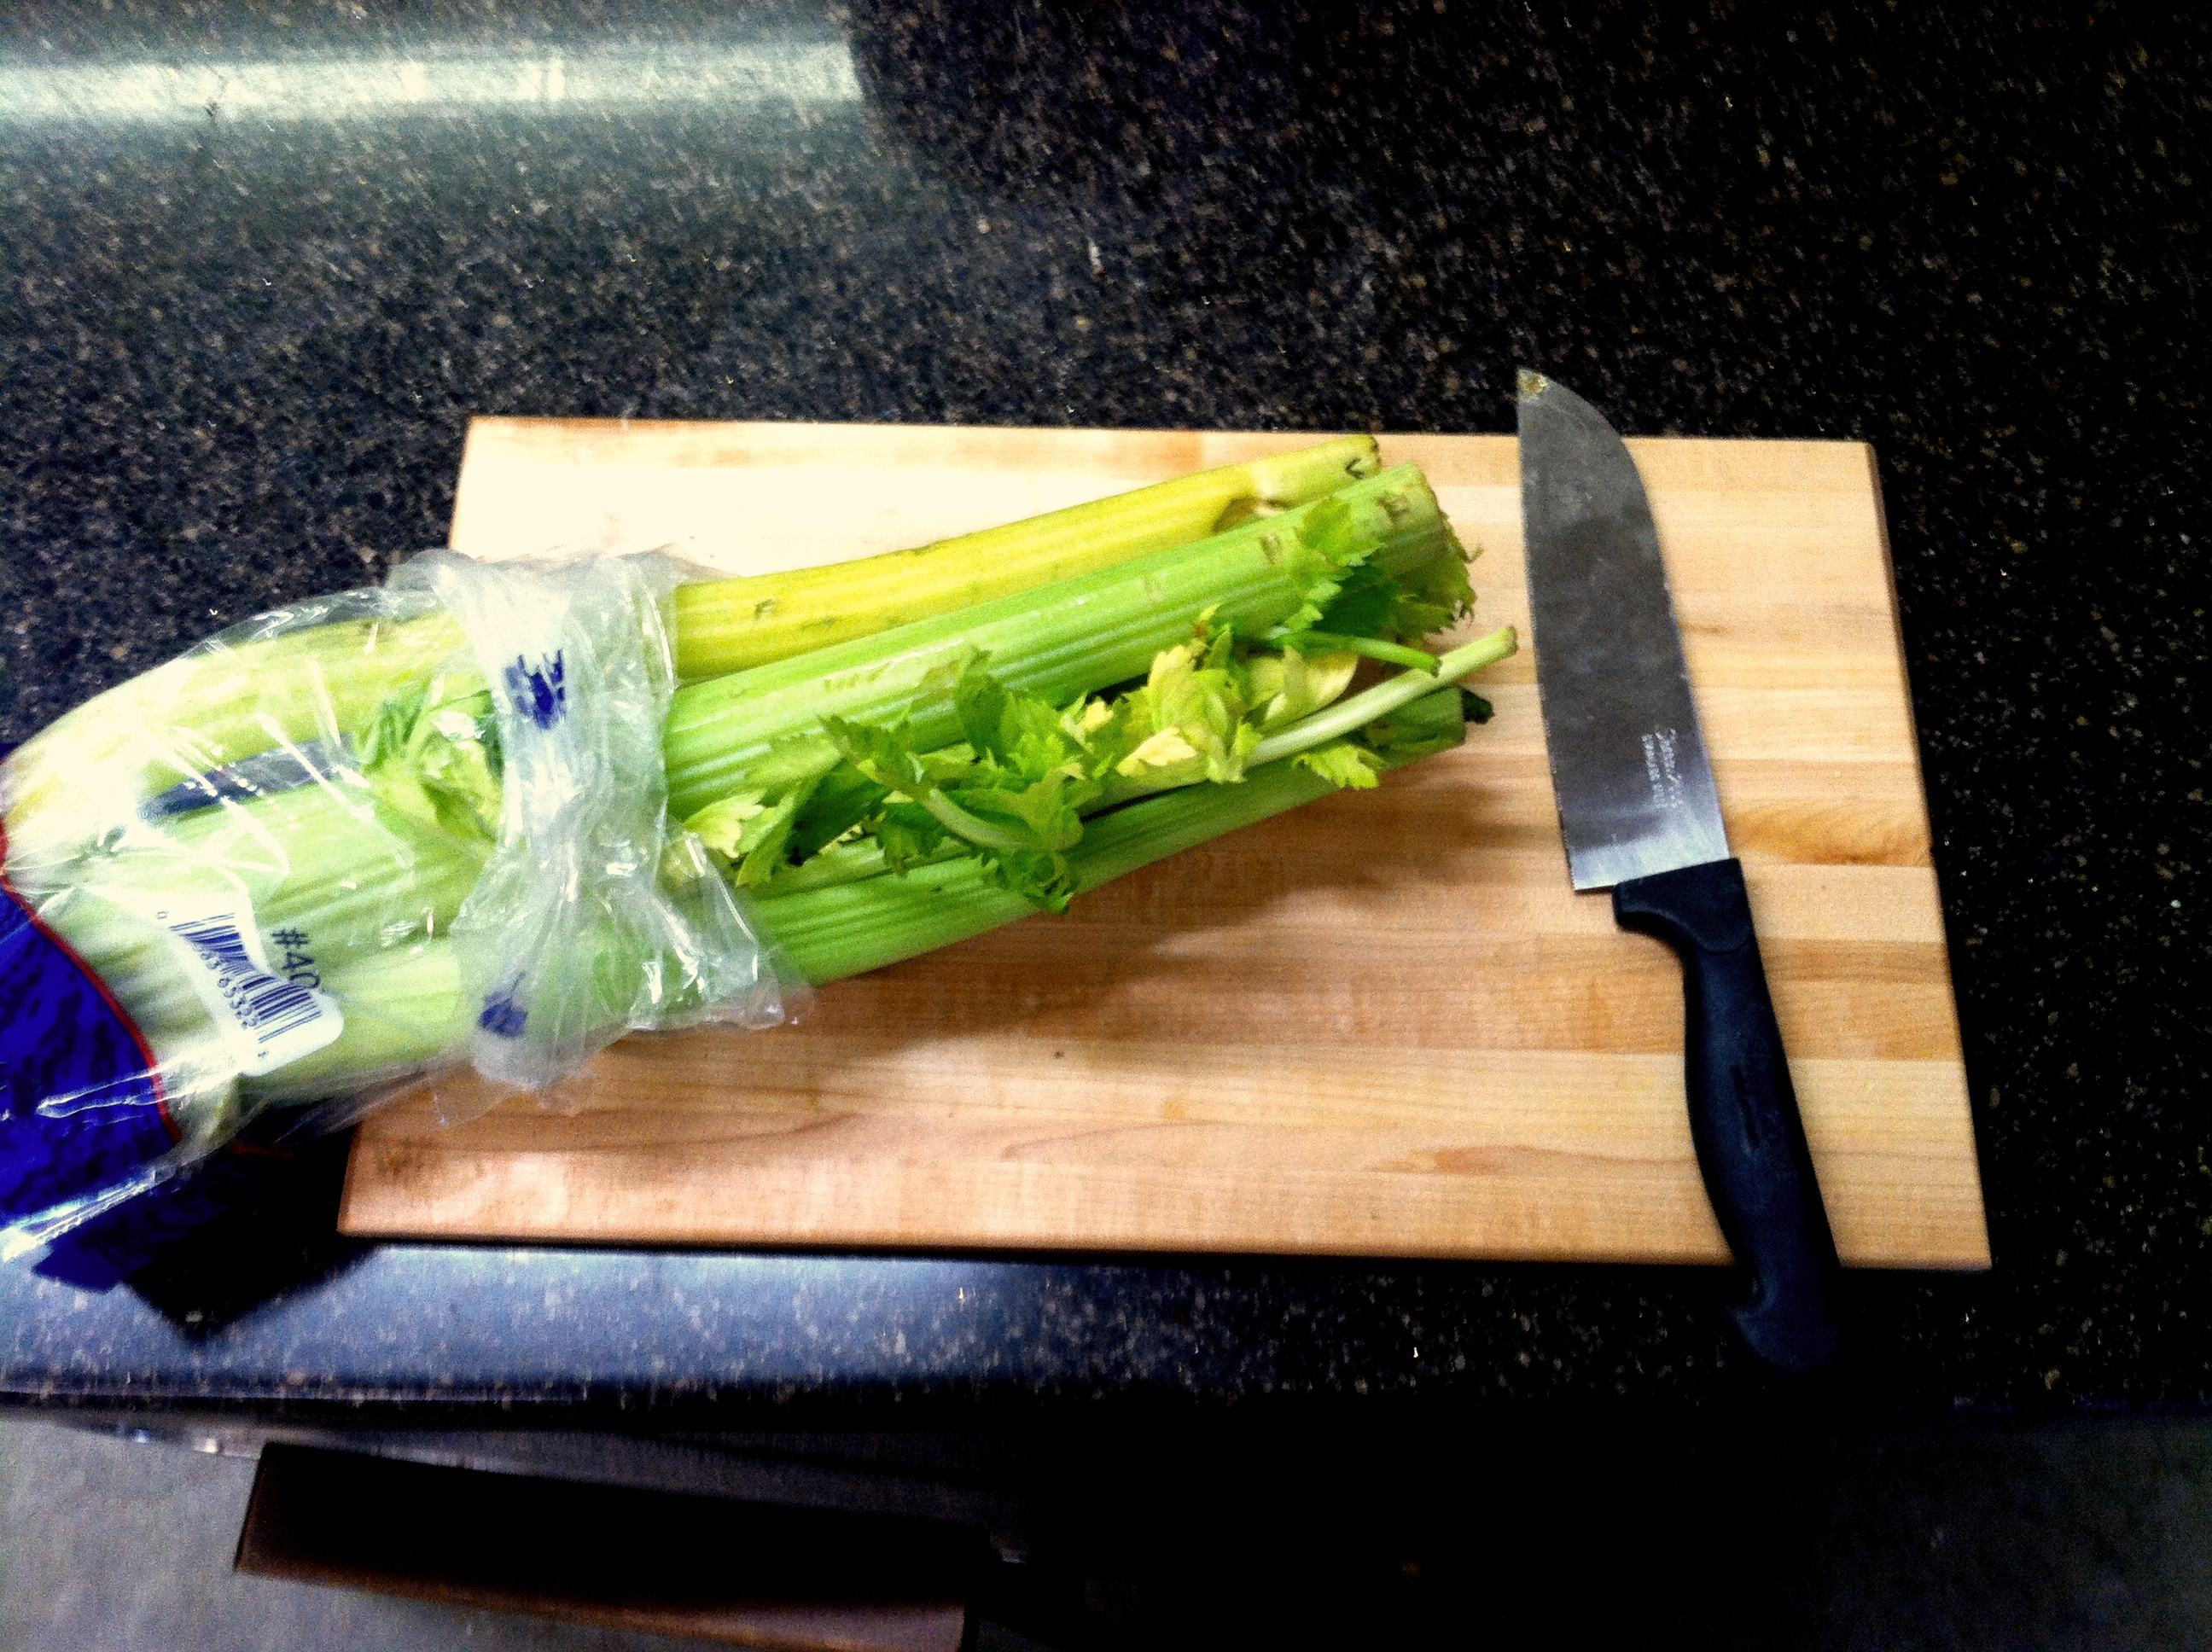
3 440 1376 862
755 686 1473 985
24 609 469 794
663 463 1459 818
669 435 1380 679
242 940 469 1105
38 641 1503 1114
3 446 1501 1145
1246 630 1517 769
3 609 470 865
178 688 1481 1087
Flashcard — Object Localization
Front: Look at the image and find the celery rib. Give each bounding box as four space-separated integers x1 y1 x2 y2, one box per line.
754 691 1472 986
3 610 470 866
670 436 1380 679
1246 629 1518 769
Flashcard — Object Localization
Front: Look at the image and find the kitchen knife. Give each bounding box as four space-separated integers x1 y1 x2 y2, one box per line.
1516 369 1842 1375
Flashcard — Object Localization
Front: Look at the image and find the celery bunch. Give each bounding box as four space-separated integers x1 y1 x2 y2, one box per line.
661 462 1468 817
682 480 1504 913
1 439 1515 1158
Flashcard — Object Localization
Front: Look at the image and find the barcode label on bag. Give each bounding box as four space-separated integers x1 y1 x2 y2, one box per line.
155 902 343 1075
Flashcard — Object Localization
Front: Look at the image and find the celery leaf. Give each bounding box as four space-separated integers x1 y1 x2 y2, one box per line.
787 760 893 862
1293 740 1382 790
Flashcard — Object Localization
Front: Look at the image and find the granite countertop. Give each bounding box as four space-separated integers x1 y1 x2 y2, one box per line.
1 1 2203 1420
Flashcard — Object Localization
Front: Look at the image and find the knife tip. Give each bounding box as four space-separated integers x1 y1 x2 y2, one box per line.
1516 367 1551 403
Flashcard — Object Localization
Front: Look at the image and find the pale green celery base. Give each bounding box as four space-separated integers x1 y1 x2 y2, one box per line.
3 609 469 852
241 911 738 1105
20 779 492 1133
28 891 473 1130
36 892 252 1149
240 940 469 1104
156 782 490 966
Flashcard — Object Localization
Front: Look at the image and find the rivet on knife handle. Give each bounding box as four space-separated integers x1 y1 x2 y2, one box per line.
1613 859 1842 1374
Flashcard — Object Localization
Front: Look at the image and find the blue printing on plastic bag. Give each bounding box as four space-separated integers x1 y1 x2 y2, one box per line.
1 835 178 1225
30 1149 250 1291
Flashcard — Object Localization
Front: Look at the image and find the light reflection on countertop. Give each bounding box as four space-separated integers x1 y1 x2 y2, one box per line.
0 39 860 124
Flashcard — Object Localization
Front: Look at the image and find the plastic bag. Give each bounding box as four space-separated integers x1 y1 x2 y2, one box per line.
0 550 796 1259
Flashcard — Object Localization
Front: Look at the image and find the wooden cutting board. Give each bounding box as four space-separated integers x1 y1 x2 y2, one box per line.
339 420 1988 1269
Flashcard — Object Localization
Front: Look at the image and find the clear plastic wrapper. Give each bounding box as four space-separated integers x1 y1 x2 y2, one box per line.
0 551 795 1259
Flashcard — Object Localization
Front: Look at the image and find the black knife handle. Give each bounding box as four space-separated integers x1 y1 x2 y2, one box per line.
1613 858 1843 1375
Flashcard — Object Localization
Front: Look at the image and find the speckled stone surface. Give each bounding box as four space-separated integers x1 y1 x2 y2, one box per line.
2 2 2205 1417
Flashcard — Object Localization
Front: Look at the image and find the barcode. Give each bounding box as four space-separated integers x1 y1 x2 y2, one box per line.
170 915 329 1048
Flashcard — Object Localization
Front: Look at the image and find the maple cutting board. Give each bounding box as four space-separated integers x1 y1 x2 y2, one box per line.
339 420 1988 1269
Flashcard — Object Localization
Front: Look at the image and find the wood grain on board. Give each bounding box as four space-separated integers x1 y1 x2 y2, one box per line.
341 420 1988 1269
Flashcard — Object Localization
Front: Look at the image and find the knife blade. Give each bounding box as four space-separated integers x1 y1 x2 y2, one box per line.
1516 369 1842 1375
